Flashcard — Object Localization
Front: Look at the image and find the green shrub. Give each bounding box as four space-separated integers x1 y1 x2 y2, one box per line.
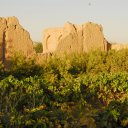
9 52 44 79
95 99 128 128
0 49 128 127
34 42 43 53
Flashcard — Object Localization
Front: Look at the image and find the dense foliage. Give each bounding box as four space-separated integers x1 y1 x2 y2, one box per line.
34 42 43 53
0 49 128 128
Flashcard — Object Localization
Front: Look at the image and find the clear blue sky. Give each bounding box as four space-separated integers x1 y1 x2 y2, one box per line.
0 0 128 43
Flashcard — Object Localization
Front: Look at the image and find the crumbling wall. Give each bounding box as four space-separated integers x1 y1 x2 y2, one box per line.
111 44 128 50
42 22 110 54
0 16 34 64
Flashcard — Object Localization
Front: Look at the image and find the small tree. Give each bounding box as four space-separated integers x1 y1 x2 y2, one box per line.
34 42 43 53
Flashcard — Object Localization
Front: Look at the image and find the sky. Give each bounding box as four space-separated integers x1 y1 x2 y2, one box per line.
0 0 128 43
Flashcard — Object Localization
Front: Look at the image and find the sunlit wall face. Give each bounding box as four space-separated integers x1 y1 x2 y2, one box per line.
0 0 128 43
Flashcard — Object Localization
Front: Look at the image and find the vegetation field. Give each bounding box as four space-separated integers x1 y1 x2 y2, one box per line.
0 49 128 128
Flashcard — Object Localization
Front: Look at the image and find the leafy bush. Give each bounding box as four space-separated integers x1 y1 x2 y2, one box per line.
34 42 43 53
0 62 7 80
9 52 44 79
95 99 128 128
0 49 128 127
